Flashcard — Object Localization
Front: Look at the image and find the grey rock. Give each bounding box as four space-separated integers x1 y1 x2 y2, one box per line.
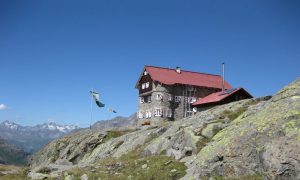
142 164 148 169
171 169 177 173
201 122 224 139
81 174 88 180
27 172 48 180
65 174 73 180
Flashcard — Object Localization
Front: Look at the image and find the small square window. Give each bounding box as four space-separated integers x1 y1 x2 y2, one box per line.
154 108 162 117
138 112 144 119
156 93 163 101
175 96 181 102
166 109 172 118
147 96 152 103
139 97 144 103
188 97 197 103
168 95 173 101
186 111 193 117
145 111 152 118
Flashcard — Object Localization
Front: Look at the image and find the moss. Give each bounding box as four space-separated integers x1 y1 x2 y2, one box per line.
160 149 167 155
282 119 299 135
102 130 135 143
195 136 210 154
197 91 300 167
36 166 51 174
114 141 124 149
220 107 247 121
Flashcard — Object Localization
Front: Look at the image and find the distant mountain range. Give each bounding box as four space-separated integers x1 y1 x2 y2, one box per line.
92 114 137 130
0 120 78 154
0 114 137 155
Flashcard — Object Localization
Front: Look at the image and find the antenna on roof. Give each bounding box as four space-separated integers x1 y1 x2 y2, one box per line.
222 62 225 92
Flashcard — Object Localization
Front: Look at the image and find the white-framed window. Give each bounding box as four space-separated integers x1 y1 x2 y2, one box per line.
145 111 152 119
175 96 181 102
139 97 144 103
148 111 152 118
188 97 197 103
154 108 163 117
145 111 149 118
166 109 172 118
138 111 144 119
167 94 173 101
186 111 193 117
145 82 150 88
144 71 148 75
142 83 146 89
147 96 152 103
156 93 163 101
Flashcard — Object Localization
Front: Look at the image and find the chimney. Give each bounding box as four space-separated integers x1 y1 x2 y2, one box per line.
222 62 225 92
176 66 181 74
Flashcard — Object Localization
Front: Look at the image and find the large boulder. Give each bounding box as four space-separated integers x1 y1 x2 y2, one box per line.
183 78 300 180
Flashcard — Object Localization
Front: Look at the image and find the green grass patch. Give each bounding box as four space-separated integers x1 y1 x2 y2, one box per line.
103 130 135 143
195 136 210 154
0 165 29 180
68 155 186 180
220 107 247 121
67 140 187 180
207 173 264 180
160 149 167 155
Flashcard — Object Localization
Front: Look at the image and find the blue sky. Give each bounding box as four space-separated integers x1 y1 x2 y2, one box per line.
0 0 299 127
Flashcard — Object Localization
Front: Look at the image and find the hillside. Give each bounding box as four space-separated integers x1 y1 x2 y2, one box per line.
0 137 28 166
27 78 300 179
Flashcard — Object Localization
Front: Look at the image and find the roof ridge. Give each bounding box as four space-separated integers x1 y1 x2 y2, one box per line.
145 65 221 77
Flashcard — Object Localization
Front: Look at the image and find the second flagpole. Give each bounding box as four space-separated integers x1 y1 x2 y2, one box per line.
90 88 93 130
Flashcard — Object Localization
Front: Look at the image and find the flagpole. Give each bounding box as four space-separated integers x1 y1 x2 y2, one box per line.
90 88 93 130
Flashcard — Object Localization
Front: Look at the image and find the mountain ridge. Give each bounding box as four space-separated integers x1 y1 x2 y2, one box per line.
0 121 79 154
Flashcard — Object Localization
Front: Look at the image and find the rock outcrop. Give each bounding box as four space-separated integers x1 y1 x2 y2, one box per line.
183 78 300 180
28 78 300 179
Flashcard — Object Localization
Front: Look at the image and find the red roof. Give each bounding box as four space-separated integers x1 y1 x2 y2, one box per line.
139 66 232 89
192 88 252 106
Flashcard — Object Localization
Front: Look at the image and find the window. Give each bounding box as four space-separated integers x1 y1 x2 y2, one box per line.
167 94 173 101
145 111 149 118
145 111 152 119
186 111 193 117
142 83 146 89
138 112 144 119
148 111 152 118
144 71 148 75
147 96 152 103
156 93 163 101
166 109 172 118
145 82 150 88
188 97 197 103
154 108 163 117
175 96 181 102
139 97 144 103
